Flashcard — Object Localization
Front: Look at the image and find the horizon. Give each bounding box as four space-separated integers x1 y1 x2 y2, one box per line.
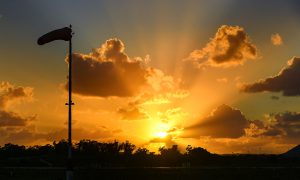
1 0 300 155
0 138 297 156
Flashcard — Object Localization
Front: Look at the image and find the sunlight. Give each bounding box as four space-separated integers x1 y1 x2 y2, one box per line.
150 122 171 139
155 131 168 138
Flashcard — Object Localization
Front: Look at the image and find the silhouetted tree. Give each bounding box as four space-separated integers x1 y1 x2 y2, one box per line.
159 145 183 166
185 145 212 166
76 140 100 154
134 148 149 156
1 143 26 157
121 141 136 155
53 140 68 155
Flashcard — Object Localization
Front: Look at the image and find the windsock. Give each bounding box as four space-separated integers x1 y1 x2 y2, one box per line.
37 27 72 45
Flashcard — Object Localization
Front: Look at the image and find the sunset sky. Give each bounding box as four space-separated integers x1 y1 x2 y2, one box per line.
1 0 300 154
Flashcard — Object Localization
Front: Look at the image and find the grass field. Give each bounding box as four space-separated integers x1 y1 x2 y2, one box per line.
1 167 300 180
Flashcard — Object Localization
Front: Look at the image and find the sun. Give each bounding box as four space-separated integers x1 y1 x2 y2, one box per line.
154 131 168 138
151 122 170 139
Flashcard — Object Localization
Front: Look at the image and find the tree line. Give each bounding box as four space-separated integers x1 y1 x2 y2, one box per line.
0 140 298 167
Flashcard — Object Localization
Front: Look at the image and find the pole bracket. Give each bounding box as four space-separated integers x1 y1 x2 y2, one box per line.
65 102 75 105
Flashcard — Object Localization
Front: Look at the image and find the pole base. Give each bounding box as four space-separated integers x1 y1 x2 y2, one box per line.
66 170 73 180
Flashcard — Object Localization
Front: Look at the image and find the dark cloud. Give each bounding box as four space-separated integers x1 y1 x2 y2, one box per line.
0 125 46 145
0 110 33 127
240 111 300 140
185 104 249 138
4 128 43 145
240 57 300 96
263 112 300 139
187 25 257 67
262 128 283 137
66 38 148 97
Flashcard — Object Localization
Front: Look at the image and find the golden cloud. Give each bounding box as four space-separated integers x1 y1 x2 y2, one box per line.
45 127 113 142
117 101 149 120
271 33 283 46
0 82 35 130
187 25 257 67
66 38 180 98
0 125 117 146
66 38 148 97
0 81 33 109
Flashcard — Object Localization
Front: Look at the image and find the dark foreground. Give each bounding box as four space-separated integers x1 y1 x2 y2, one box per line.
2 141 300 179
1 167 300 180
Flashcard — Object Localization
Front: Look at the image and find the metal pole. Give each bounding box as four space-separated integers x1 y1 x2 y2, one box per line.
66 25 73 180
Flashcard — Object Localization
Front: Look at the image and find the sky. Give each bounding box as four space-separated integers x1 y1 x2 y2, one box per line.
1 0 300 154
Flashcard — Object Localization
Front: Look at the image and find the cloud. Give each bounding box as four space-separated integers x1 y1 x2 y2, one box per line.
0 81 33 109
185 104 249 138
117 101 148 120
216 78 228 83
262 112 300 139
0 82 34 129
187 25 257 67
180 106 300 153
146 68 175 92
262 128 283 137
244 121 266 137
45 127 113 142
157 108 187 123
66 38 148 97
0 125 115 146
189 136 291 154
271 33 283 46
149 134 176 147
271 96 280 100
67 38 179 98
240 57 300 96
3 128 43 145
244 111 300 142
0 110 34 127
